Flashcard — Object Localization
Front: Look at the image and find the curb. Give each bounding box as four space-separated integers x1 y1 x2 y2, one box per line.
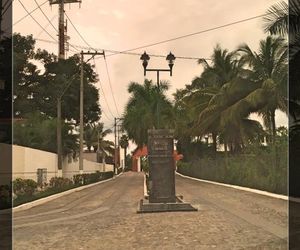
143 174 148 199
176 172 290 201
12 172 123 212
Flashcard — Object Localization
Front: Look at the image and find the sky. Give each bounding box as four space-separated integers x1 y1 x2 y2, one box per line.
12 0 287 151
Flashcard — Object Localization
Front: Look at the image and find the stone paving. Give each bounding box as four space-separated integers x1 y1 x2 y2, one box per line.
13 172 288 249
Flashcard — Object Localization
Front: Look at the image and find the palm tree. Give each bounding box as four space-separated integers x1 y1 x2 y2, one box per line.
84 123 113 162
263 0 299 59
191 45 248 153
119 134 129 168
194 76 273 153
238 36 287 142
122 79 173 147
263 0 300 121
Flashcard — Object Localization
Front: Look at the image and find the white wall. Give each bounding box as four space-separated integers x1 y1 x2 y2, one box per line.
9 145 114 183
63 157 113 179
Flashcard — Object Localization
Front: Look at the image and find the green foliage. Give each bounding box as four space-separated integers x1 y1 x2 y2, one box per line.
49 177 73 189
13 171 114 207
177 143 287 195
13 178 38 196
13 33 101 124
13 112 78 155
123 79 174 147
73 171 114 185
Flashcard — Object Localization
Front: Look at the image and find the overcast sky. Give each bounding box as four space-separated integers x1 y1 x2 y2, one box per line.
12 0 287 151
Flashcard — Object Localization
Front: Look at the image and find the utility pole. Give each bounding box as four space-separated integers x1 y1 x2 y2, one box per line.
80 50 105 173
57 98 62 172
114 117 117 175
114 118 123 175
49 0 81 59
58 0 65 59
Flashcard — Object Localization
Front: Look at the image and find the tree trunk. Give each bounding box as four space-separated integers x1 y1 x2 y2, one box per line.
271 109 276 144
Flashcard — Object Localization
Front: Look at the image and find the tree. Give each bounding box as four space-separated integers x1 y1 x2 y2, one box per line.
119 134 129 168
13 33 101 124
13 112 78 156
263 0 300 121
122 79 173 147
84 123 113 162
238 36 287 142
189 45 248 153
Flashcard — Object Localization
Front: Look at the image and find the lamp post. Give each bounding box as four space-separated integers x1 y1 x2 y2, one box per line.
140 51 176 128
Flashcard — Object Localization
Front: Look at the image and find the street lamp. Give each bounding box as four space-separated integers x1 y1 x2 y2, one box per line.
140 51 176 127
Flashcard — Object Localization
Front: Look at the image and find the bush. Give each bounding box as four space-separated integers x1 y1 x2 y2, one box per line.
177 145 287 195
13 178 38 196
73 171 114 186
49 177 73 189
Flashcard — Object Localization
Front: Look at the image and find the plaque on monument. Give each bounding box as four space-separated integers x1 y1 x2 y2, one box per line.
148 129 176 203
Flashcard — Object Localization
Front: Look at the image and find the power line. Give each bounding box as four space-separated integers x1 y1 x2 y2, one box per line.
34 0 58 33
105 12 281 57
36 15 57 38
13 0 48 27
35 38 210 61
92 57 116 120
18 0 57 42
64 11 94 50
103 57 120 116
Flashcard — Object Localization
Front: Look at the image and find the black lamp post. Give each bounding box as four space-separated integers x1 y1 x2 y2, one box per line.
140 51 176 127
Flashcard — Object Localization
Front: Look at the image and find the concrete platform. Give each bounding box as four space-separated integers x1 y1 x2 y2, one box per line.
137 196 198 213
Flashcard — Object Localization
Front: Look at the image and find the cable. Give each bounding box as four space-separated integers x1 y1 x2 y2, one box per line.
13 0 48 27
92 58 116 120
36 15 57 39
103 57 120 116
18 0 57 42
105 12 282 57
35 38 210 61
64 11 95 50
34 0 58 33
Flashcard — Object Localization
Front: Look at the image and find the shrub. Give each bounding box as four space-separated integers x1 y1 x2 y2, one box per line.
49 177 73 189
13 178 38 196
73 171 114 186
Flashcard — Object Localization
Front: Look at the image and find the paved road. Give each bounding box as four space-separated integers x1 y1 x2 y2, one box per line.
14 172 288 249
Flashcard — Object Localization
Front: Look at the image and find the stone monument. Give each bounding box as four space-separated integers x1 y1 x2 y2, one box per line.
137 129 197 213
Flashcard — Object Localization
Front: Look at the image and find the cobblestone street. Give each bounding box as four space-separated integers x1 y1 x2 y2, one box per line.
13 172 288 249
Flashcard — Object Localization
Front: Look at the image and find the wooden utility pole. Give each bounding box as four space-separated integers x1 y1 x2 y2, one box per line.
79 51 105 172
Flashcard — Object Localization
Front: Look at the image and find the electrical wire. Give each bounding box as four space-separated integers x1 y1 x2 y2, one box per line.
34 0 58 33
33 0 80 53
64 11 95 50
18 0 57 42
105 12 282 57
103 57 120 116
13 0 48 27
92 58 116 120
35 38 210 61
36 15 57 39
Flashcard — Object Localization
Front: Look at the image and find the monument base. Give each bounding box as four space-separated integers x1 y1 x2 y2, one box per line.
137 196 198 213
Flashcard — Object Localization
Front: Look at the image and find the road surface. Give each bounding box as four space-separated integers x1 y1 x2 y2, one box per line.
14 172 288 249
